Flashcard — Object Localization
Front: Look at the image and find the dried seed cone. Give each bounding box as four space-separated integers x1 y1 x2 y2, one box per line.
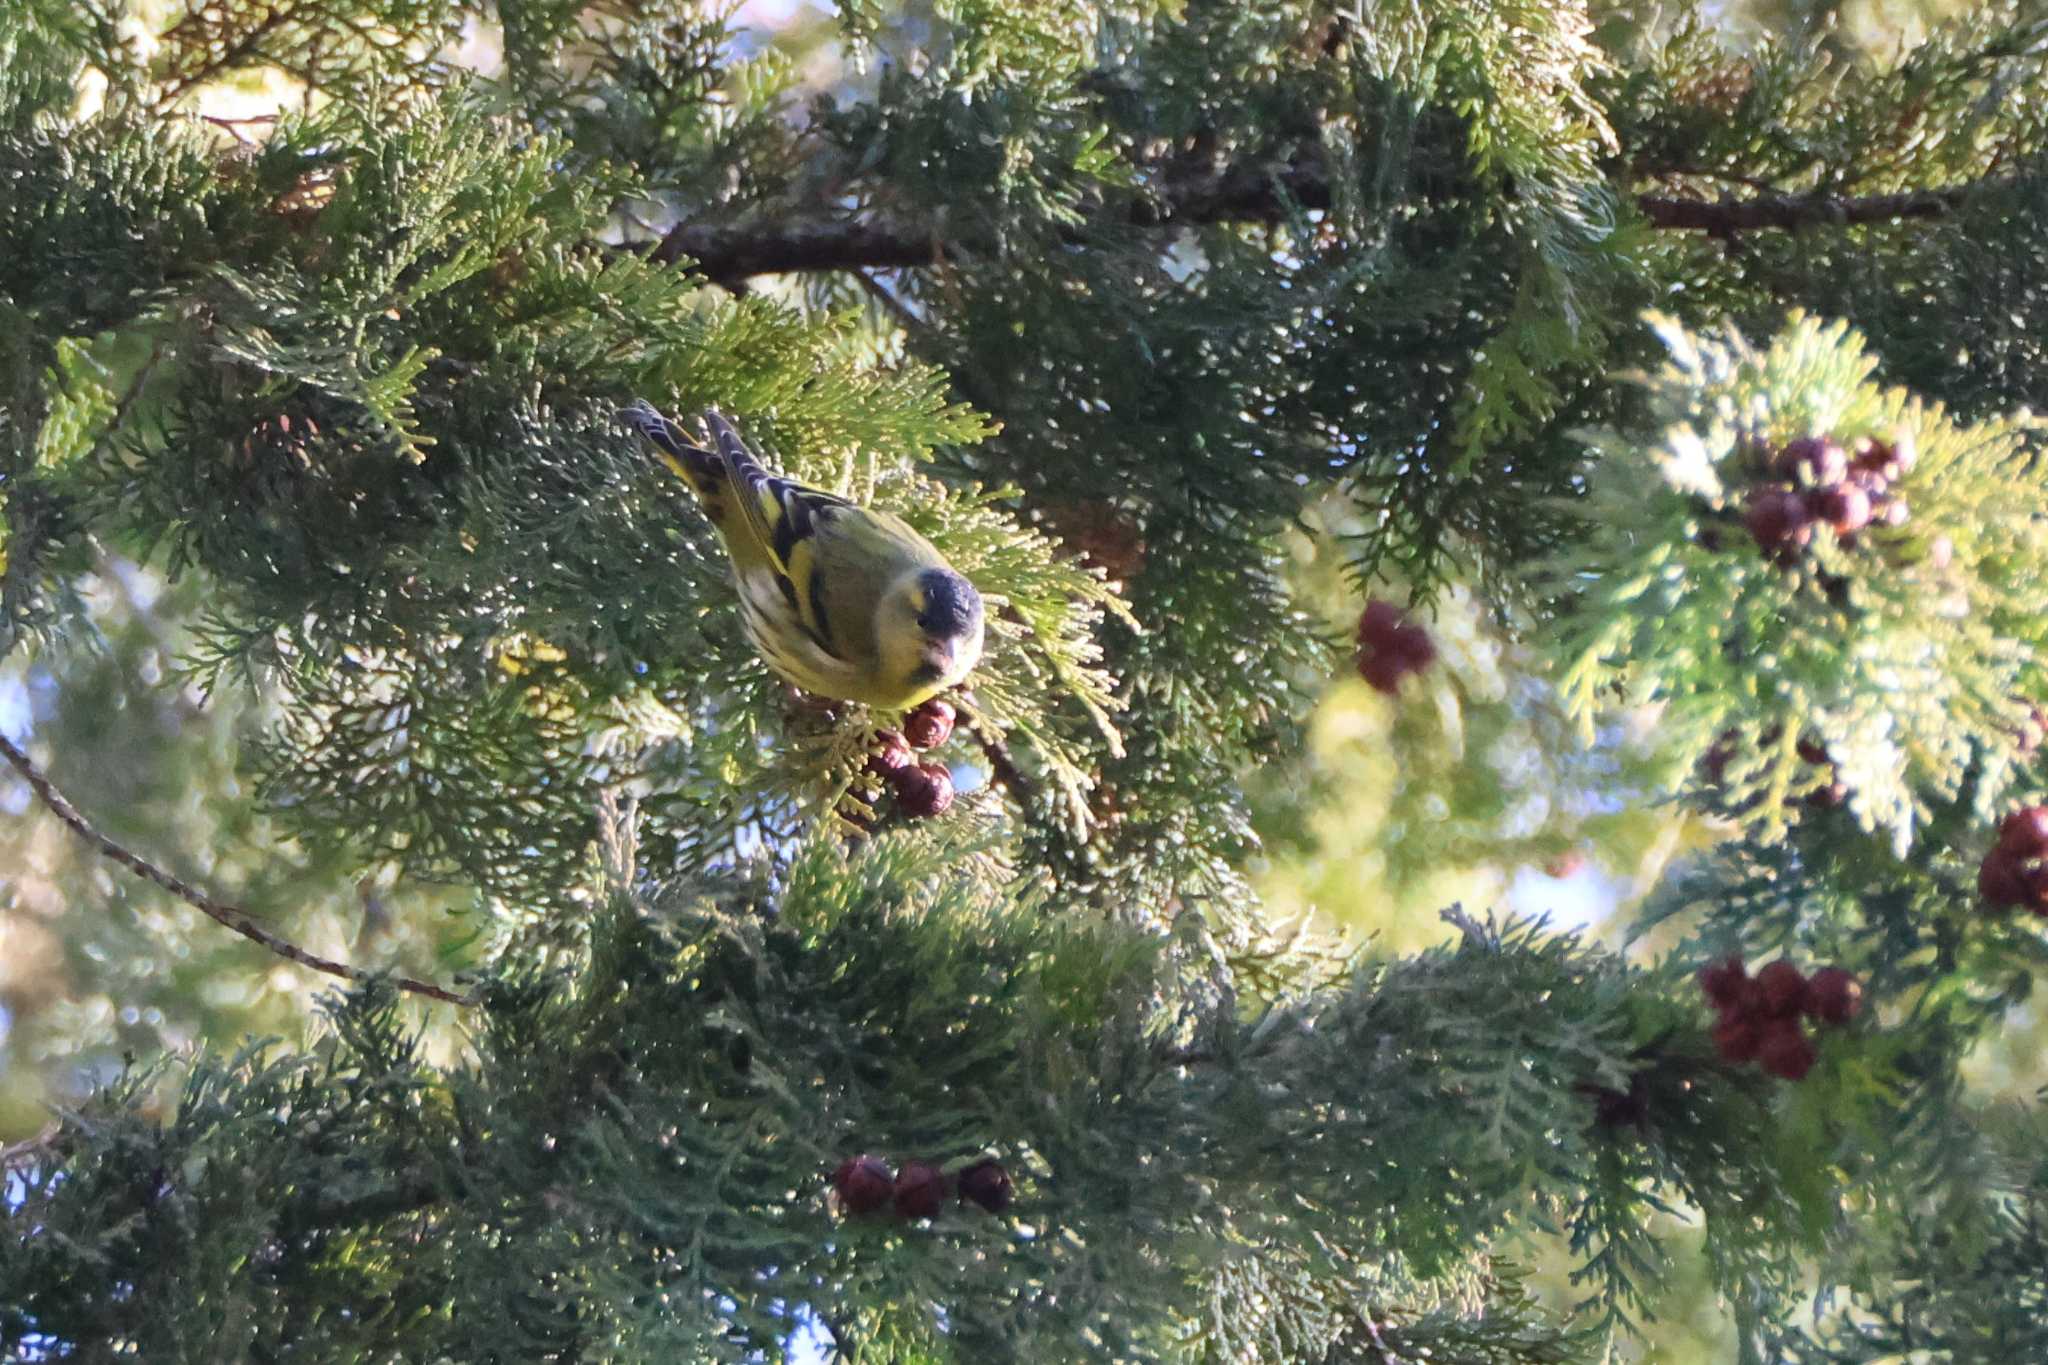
831 1156 894 1215
904 698 956 750
956 1159 1014 1214
893 1160 947 1220
891 762 956 818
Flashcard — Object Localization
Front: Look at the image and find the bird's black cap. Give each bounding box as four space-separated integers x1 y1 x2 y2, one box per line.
916 568 982 641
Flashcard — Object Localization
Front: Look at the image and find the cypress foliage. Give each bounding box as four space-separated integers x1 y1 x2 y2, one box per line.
5 0 2048 1358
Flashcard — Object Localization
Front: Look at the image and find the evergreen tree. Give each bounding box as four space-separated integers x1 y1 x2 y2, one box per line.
4 0 2048 1358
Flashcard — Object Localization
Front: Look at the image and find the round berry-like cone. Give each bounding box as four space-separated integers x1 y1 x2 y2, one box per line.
956 1159 1014 1214
904 697 957 750
831 1156 895 1215
1803 968 1862 1026
891 762 956 818
893 1160 948 1220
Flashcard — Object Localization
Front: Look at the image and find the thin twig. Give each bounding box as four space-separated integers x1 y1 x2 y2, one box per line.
153 3 299 112
823 1314 858 1364
852 268 923 333
0 1122 62 1174
955 698 1035 807
1356 1311 1407 1364
1439 904 1489 947
0 733 474 1006
198 112 281 145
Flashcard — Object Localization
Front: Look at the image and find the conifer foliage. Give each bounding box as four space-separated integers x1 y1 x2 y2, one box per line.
7 0 2048 1359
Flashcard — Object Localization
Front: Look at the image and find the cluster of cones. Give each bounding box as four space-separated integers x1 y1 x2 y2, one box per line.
1978 805 2048 913
1743 432 1913 563
1354 599 1437 694
867 698 959 818
830 1154 1013 1220
1699 956 1862 1081
1698 727 1846 810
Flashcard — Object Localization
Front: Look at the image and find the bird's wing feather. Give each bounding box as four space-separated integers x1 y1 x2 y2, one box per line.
703 414 857 557
701 411 863 649
622 401 723 509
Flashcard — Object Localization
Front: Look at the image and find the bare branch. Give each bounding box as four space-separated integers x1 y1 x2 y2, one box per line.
0 732 475 1007
639 163 2008 283
650 215 954 283
852 268 923 333
0 1123 62 1174
963 714 1035 808
952 693 1037 809
643 154 1336 281
1637 181 1990 233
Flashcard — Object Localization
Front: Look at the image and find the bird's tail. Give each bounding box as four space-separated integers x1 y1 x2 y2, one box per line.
621 400 723 507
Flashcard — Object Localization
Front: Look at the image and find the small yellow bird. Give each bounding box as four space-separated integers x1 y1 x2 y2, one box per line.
623 401 985 711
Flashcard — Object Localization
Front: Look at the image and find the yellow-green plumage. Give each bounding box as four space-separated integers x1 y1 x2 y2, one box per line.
623 401 985 710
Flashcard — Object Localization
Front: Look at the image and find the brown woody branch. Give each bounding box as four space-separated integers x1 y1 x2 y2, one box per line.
1637 182 1986 233
962 711 1035 809
0 733 475 1007
645 157 1338 282
645 169 2004 284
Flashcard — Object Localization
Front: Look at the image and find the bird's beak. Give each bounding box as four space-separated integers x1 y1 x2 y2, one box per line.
921 640 959 681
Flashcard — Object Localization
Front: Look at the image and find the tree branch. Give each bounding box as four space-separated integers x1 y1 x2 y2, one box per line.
644 156 1336 281
952 692 1036 809
651 216 955 284
963 712 1035 808
0 1122 63 1174
642 168 2007 283
0 732 475 1007
1637 181 1988 233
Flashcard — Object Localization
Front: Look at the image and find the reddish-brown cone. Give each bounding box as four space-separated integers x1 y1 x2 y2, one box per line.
891 762 956 819
866 730 915 777
1543 849 1588 879
904 698 957 751
1754 960 1809 1019
1356 650 1409 694
1854 433 1915 481
1712 1013 1763 1064
1700 733 1737 786
1756 1020 1817 1081
1809 484 1872 534
1804 780 1849 810
956 1159 1014 1214
1997 806 2048 858
1357 598 1405 646
1774 435 1848 487
1355 599 1437 694
1980 849 2029 909
1586 1077 1650 1131
893 1160 947 1220
831 1156 895 1215
1745 488 1814 559
2021 704 2048 756
1390 623 1438 671
1697 956 1749 1011
1804 968 1863 1026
